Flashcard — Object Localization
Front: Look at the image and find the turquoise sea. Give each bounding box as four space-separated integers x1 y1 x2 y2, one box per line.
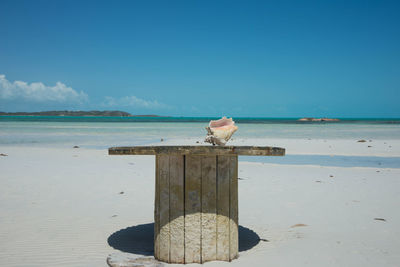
1 116 400 168
1 116 400 148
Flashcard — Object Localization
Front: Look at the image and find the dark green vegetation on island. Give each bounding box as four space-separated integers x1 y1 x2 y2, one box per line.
0 110 165 117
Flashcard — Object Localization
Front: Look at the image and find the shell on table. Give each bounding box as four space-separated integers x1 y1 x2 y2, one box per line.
205 117 238 146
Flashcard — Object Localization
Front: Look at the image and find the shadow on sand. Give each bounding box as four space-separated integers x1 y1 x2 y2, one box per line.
107 223 261 256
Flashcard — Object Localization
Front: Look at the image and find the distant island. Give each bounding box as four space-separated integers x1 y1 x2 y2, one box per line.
298 117 340 122
0 110 166 117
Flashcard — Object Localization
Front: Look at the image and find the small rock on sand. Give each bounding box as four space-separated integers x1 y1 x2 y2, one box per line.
291 223 308 228
107 253 164 267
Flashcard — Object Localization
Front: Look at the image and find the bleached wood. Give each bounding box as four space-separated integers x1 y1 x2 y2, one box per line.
158 155 170 262
201 156 217 262
168 155 185 263
229 156 239 260
154 155 160 259
216 156 231 261
184 155 202 263
109 145 285 156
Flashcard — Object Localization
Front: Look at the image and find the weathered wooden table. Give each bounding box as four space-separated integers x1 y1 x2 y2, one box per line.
108 145 285 264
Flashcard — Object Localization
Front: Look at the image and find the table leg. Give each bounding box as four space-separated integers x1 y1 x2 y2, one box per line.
154 154 238 264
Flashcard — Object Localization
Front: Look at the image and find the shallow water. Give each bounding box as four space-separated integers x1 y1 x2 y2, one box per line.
240 155 400 169
1 119 400 148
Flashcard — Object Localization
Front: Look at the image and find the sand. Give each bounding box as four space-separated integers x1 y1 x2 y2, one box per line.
0 138 399 266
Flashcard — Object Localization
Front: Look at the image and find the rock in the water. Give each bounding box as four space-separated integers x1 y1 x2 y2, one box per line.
107 253 164 267
298 117 339 122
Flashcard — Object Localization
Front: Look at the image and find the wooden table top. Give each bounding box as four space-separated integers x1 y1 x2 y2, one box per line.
108 145 285 156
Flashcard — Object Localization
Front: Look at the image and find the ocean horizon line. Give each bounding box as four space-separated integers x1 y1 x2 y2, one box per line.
1 115 400 124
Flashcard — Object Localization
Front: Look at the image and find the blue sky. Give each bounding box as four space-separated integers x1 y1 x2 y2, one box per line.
1 0 399 117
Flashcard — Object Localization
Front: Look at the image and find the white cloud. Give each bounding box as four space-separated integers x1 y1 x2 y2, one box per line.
0 74 88 103
102 95 168 109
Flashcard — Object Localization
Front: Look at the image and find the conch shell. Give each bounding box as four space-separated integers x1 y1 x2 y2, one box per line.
205 117 238 146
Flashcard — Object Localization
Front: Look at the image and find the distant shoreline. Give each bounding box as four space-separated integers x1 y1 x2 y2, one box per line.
0 110 168 117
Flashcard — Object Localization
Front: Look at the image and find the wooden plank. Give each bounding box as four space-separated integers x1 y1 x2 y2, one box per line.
109 145 285 156
216 156 230 261
168 155 185 263
201 156 217 263
158 154 170 262
185 155 202 263
154 155 160 259
229 156 239 260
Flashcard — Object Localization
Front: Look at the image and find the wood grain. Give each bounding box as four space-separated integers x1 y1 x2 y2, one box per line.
229 156 239 260
142 151 243 263
216 156 231 261
154 155 160 259
184 155 202 263
201 156 217 262
109 145 285 156
168 155 185 263
158 155 170 262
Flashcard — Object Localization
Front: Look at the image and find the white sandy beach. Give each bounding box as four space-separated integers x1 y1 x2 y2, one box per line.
1 138 399 267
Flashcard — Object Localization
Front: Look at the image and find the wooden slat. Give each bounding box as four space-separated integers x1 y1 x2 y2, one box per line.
168 155 185 263
201 156 217 262
109 145 285 156
229 156 239 260
216 156 230 261
158 155 170 262
154 155 160 259
185 155 202 263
